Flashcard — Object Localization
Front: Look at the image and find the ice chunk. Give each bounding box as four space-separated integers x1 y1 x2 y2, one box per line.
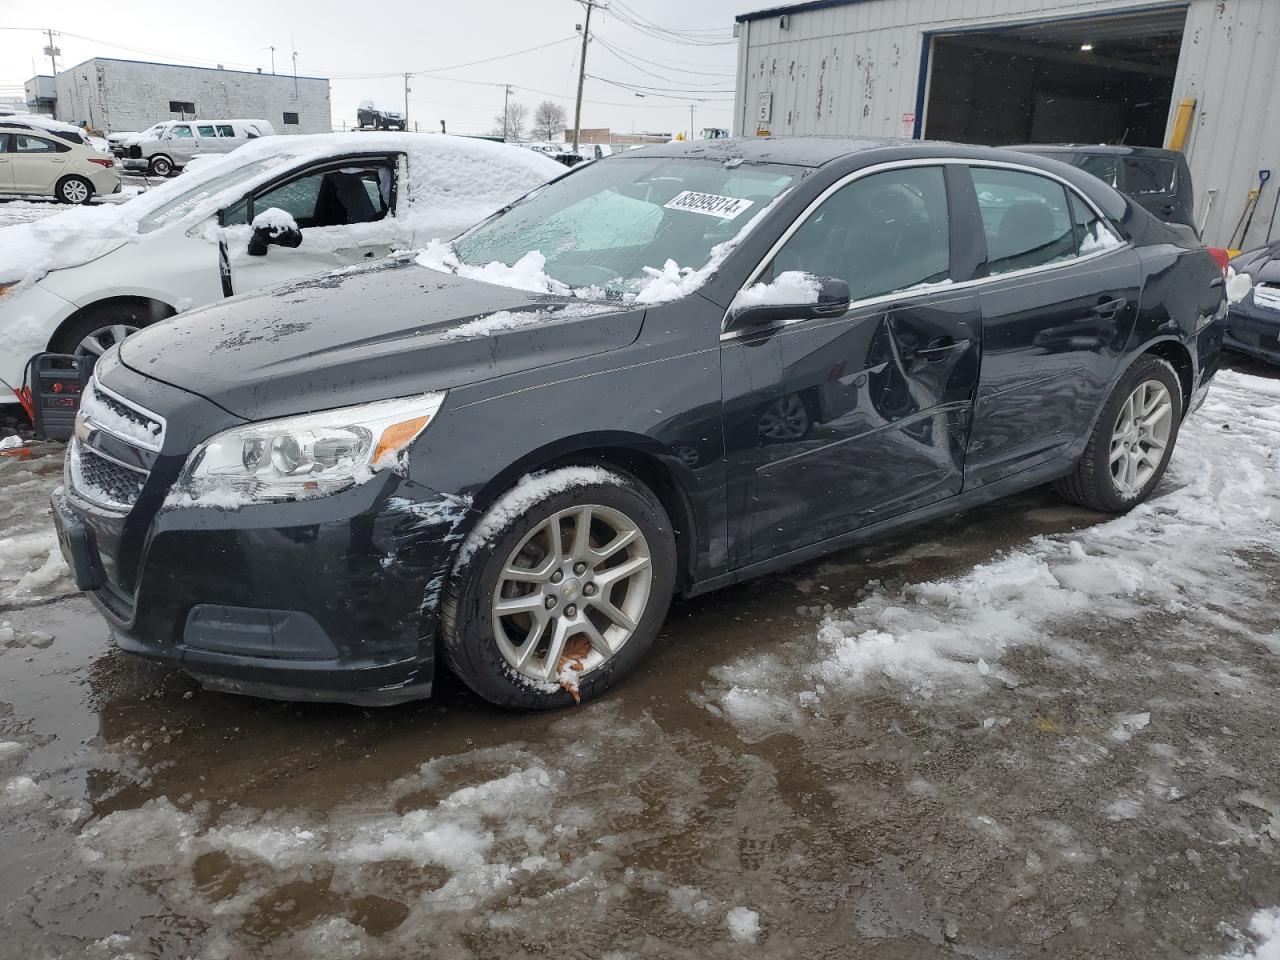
726 906 760 943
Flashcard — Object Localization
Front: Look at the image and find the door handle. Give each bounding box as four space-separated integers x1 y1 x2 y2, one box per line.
1092 297 1127 321
912 337 970 361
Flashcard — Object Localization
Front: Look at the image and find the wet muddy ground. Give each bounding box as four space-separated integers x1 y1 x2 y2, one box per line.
1 360 1279 959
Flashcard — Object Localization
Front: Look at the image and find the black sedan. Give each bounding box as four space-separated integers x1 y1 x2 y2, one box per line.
1225 241 1280 364
51 138 1228 709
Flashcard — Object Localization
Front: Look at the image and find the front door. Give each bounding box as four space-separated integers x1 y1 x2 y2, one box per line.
961 164 1143 488
222 156 408 295
10 133 66 193
722 164 982 566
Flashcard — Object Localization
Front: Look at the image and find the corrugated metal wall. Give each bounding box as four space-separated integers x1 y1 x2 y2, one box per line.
734 0 1280 247
1170 0 1280 248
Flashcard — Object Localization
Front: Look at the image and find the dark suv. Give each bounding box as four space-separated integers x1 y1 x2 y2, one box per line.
1010 145 1196 233
52 138 1228 709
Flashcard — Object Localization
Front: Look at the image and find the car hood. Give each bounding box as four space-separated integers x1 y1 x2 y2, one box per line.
118 257 642 422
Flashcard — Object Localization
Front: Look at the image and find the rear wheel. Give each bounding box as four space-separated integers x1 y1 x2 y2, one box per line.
441 467 676 709
1054 356 1182 512
56 176 93 204
148 155 174 177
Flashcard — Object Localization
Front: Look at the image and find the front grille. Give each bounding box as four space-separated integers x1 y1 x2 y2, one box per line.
68 379 166 511
69 441 147 511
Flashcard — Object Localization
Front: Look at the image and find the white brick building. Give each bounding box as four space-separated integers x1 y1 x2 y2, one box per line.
47 57 331 135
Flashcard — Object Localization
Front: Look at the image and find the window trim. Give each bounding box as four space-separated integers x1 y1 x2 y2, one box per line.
723 157 1127 341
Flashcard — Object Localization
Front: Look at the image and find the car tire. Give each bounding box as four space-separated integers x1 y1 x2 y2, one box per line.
149 155 174 177
441 466 677 709
1054 355 1183 513
51 302 175 365
56 175 94 205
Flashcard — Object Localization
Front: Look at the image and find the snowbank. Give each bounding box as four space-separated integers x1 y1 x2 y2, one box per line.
1218 908 1280 959
0 133 562 288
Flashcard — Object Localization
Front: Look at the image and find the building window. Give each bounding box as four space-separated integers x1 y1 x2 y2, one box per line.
168 100 196 115
283 112 299 125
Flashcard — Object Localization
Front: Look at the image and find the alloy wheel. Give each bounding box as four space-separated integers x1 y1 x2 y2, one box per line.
1110 379 1173 497
61 179 90 204
492 504 653 683
76 323 139 359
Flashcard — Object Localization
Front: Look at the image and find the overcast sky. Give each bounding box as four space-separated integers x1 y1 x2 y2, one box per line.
0 0 748 138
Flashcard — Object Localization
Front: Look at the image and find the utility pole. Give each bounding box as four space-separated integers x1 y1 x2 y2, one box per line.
44 28 60 76
690 104 695 141
572 0 605 153
503 83 512 141
403 73 411 127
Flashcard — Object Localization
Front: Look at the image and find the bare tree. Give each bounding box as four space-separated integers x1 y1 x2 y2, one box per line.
530 100 568 142
490 100 529 141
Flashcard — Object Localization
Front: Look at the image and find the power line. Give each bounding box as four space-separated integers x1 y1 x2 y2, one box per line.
594 36 735 84
594 35 735 77
586 74 735 103
609 1 734 37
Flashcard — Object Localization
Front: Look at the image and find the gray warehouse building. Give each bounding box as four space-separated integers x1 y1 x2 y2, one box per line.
35 57 331 136
732 0 1280 249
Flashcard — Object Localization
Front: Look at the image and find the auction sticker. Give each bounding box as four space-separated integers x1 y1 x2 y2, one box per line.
663 191 755 220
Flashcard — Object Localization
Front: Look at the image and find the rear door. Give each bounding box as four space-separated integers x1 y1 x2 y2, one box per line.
962 163 1143 489
722 163 982 565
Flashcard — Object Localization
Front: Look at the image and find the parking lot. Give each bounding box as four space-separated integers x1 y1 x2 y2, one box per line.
1 356 1278 959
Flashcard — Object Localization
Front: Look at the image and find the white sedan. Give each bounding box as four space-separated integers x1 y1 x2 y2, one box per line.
0 133 564 405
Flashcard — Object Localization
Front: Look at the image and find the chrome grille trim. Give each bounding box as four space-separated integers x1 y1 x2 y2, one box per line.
79 377 167 452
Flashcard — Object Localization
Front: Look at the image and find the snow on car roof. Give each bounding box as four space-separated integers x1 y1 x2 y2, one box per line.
0 113 87 137
0 133 564 288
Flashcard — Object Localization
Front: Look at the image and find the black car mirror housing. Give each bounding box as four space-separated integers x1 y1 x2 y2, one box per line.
248 223 303 257
724 276 850 334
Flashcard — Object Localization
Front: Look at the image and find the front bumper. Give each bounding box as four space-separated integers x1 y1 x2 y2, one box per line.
52 473 474 706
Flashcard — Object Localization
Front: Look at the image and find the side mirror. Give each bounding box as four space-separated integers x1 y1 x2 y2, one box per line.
725 275 850 334
247 211 303 256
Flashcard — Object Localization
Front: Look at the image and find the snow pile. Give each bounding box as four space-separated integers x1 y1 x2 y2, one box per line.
726 906 761 943
701 370 1280 737
1228 267 1254 305
1079 222 1124 255
417 241 572 296
250 207 298 234
0 531 71 608
1219 908 1280 960
0 133 561 287
732 271 821 309
440 304 615 341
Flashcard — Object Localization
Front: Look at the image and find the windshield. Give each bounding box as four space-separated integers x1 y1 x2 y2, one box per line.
453 157 797 295
137 158 286 233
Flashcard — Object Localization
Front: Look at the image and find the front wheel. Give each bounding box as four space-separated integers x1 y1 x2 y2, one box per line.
148 155 174 177
56 175 93 204
441 467 676 709
1055 356 1182 512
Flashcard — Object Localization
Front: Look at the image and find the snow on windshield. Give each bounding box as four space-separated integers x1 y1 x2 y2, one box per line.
443 158 796 303
0 133 562 288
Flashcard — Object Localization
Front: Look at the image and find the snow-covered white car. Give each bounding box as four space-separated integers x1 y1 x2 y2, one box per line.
0 122 120 203
0 133 563 404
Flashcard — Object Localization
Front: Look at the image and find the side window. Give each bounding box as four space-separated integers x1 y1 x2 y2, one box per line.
222 197 249 226
282 112 299 126
168 100 196 115
971 167 1075 275
197 125 216 138
1069 193 1123 255
250 164 392 229
216 125 235 137
1123 157 1177 196
1073 154 1119 189
14 135 57 154
768 166 950 302
169 125 194 139
0 134 8 153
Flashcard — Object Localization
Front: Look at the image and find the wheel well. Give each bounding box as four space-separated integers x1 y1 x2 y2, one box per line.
1140 340 1194 412
49 297 177 352
479 445 698 593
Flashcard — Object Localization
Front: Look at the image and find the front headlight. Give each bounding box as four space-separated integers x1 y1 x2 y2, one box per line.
175 393 446 504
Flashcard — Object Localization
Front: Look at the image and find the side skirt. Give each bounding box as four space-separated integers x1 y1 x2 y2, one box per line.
684 453 1077 598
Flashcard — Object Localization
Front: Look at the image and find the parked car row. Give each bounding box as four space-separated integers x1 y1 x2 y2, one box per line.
34 136 1241 713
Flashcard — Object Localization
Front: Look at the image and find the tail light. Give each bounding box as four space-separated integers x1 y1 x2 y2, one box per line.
1206 247 1231 276
87 157 114 168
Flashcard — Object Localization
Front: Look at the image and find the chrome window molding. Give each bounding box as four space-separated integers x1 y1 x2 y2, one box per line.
721 156 1129 342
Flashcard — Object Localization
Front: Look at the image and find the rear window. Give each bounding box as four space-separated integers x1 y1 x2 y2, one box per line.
216 124 235 137
1123 157 1177 195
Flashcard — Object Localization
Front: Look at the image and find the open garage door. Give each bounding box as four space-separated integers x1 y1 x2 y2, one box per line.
922 7 1187 147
